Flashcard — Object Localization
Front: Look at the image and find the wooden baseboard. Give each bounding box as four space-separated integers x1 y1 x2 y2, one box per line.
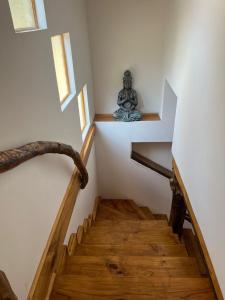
173 159 223 300
27 125 96 300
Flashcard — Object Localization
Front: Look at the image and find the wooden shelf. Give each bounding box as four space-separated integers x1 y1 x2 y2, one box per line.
94 113 160 122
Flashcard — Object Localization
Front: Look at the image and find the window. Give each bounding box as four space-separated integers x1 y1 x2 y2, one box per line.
8 0 47 33
51 33 76 111
78 85 90 138
78 89 87 132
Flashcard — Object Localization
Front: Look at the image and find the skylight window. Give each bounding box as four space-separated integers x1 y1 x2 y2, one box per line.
51 33 76 111
8 0 47 33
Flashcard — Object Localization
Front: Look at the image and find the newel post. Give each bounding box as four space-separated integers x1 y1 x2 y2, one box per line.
169 175 186 238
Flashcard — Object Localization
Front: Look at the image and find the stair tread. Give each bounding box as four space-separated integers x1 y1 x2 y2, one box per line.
52 276 216 300
97 204 140 220
92 220 170 232
127 200 155 220
101 199 142 219
74 243 188 256
65 256 201 277
154 214 169 221
83 227 180 245
140 207 155 219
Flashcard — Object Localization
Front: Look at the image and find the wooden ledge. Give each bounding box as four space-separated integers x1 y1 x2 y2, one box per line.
94 113 160 122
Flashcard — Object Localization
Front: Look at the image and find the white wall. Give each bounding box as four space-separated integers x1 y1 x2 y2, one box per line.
87 0 170 114
132 142 172 170
165 0 225 296
0 1 98 299
95 81 177 214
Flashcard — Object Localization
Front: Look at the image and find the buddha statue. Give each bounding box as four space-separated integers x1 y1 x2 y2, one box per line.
113 70 142 122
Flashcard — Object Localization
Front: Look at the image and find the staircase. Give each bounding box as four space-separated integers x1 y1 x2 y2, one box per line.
50 199 216 299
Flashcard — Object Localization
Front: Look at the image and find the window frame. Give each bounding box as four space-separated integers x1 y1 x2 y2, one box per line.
8 0 47 33
78 89 87 133
51 33 76 111
78 85 91 140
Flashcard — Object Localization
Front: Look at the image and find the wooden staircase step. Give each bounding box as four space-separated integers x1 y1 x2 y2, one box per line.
96 204 140 221
74 243 188 257
93 220 169 230
139 207 155 219
51 276 216 300
154 214 169 221
126 200 155 220
83 227 179 245
64 256 201 278
100 199 144 219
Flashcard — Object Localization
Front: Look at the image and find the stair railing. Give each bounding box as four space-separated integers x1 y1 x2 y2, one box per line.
0 141 88 189
0 271 18 300
131 150 173 179
131 150 192 237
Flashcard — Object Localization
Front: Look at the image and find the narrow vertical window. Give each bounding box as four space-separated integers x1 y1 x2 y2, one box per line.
78 89 87 132
78 85 90 139
8 0 47 33
51 33 76 111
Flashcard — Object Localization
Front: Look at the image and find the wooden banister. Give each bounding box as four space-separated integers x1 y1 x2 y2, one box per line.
131 150 173 179
0 271 17 300
0 141 88 189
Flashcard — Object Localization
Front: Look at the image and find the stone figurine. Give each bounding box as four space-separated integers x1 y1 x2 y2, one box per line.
113 70 142 122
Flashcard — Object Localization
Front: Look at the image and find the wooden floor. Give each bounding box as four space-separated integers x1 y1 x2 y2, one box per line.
50 199 216 300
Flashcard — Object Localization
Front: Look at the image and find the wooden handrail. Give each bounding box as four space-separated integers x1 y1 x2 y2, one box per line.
0 271 17 300
0 142 88 189
131 150 173 179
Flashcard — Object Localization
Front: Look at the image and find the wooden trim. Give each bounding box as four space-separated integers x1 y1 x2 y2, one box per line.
173 159 224 300
76 226 84 245
44 273 56 300
28 124 96 300
92 196 102 222
80 125 96 165
131 150 173 179
67 234 77 256
94 113 160 122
